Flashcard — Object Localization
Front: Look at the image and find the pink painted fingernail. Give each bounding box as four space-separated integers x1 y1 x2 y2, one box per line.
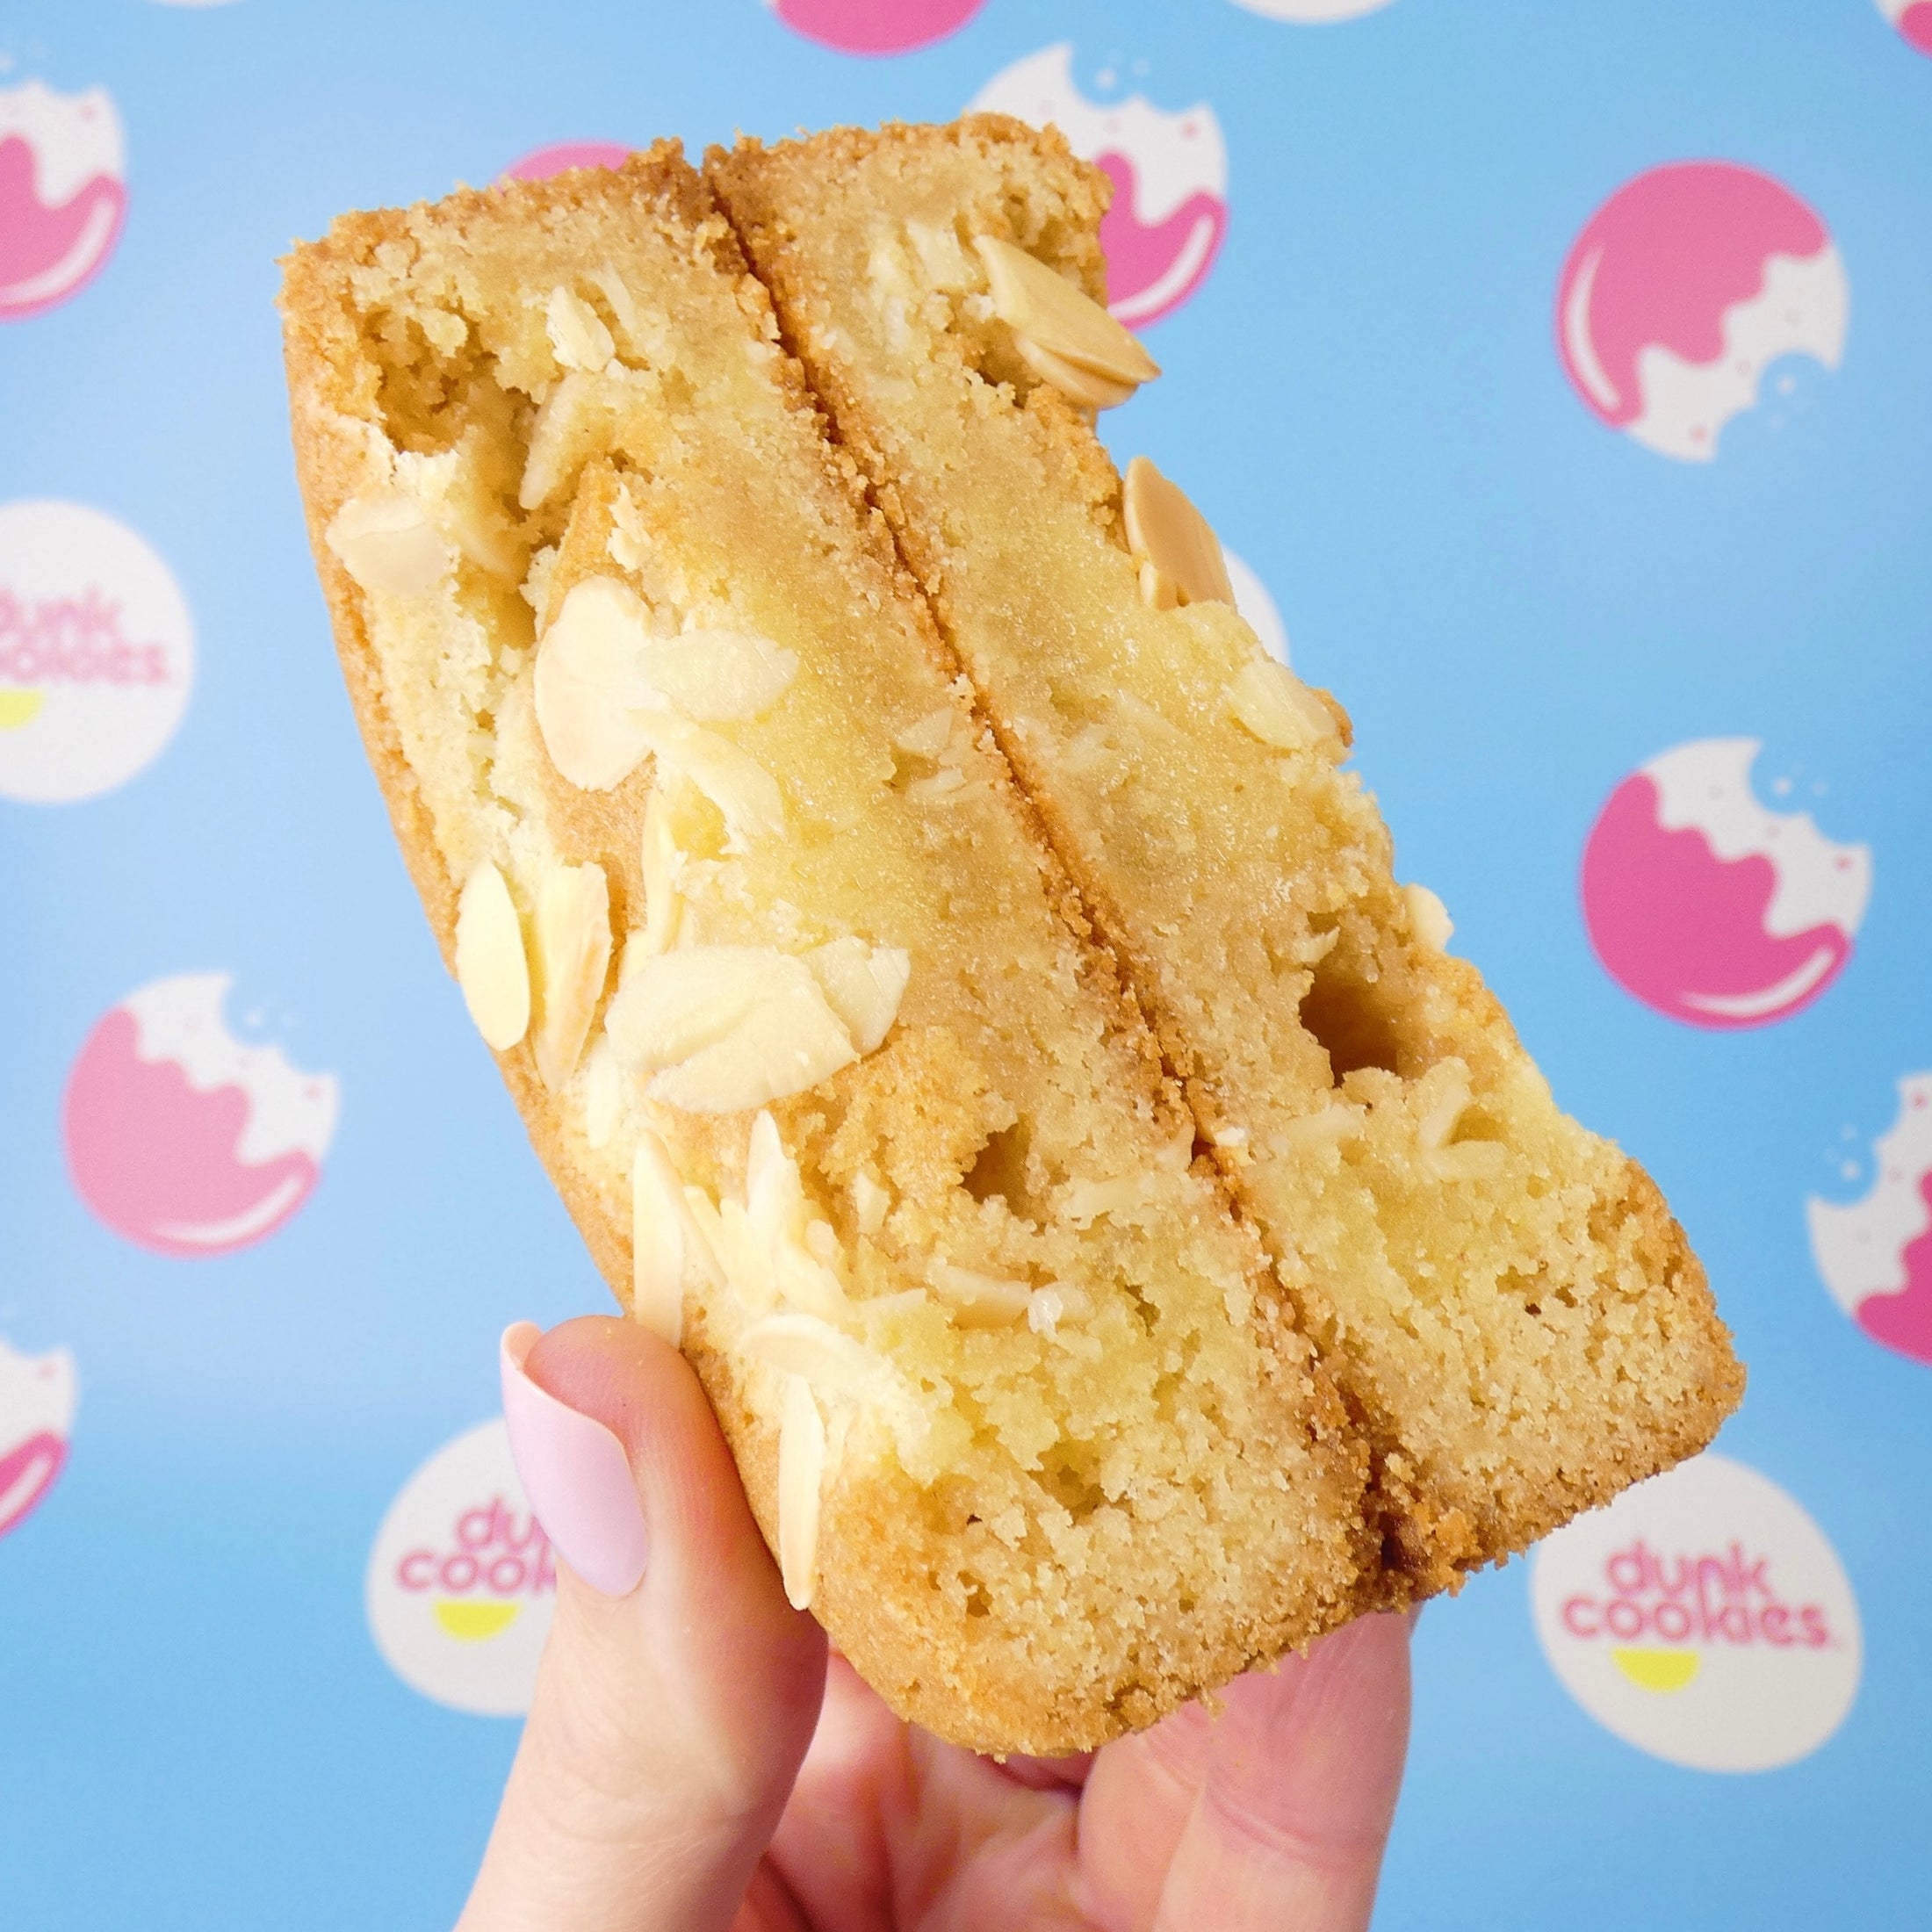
501 1322 649 1598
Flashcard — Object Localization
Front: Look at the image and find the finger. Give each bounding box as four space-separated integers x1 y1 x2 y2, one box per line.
1150 1612 1413 1932
458 1316 827 1932
1072 1699 1220 1928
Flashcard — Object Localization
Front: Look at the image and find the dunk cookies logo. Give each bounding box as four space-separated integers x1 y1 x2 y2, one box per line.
1532 1453 1860 1771
0 501 194 804
367 1420 554 1716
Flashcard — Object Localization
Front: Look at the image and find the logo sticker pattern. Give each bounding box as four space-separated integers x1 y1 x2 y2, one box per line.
1533 1453 1862 1772
0 501 194 805
1809 1074 1932 1367
1557 162 1847 461
0 1339 76 1541
1581 739 1870 1028
1875 0 1932 55
970 44 1228 328
64 973 338 1257
768 0 985 54
0 81 126 321
367 1419 556 1717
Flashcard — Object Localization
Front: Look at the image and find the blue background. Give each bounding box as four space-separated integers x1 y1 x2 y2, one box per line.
2 0 1928 1924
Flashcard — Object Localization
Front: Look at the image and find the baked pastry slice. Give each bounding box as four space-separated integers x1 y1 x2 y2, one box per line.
278 147 1367 1753
709 119 1744 1594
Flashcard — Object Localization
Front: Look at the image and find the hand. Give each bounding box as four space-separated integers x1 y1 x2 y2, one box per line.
461 1316 1413 1932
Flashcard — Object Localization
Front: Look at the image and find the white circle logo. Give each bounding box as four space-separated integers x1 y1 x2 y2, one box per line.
0 501 194 804
1532 1453 1860 1772
366 1419 555 1717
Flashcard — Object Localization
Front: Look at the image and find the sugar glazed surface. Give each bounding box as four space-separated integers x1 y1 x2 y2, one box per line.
279 130 1741 1754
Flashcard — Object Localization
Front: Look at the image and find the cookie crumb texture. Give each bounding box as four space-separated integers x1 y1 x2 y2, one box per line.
279 147 1367 1755
706 119 1743 1596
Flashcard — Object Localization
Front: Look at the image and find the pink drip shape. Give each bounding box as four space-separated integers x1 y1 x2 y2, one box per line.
0 133 126 321
63 1009 320 1258
775 0 985 55
1557 162 1826 428
1900 4 1932 54
1094 150 1226 327
1581 774 1851 1028
0 1429 66 1539
1856 1171 1932 1365
505 141 633 182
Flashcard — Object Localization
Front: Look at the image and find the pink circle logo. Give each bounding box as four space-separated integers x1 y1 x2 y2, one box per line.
504 141 633 183
1557 162 1847 461
1809 1076 1932 1367
770 0 985 55
0 1339 76 1541
1581 739 1871 1028
0 81 127 321
970 43 1228 328
1875 0 1932 54
64 973 339 1257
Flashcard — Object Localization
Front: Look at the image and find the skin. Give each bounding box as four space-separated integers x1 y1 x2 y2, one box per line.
458 1316 1414 1932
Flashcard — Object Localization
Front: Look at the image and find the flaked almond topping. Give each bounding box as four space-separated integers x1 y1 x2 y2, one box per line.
893 709 959 759
535 576 660 789
547 285 616 374
638 628 797 723
1428 1141 1508 1182
929 1264 1034 1329
520 369 605 511
640 784 684 958
1404 883 1455 954
853 1172 890 1236
742 1311 881 1393
777 1375 825 1611
1124 456 1235 609
325 493 451 599
807 936 911 1055
1226 659 1337 753
580 1037 623 1150
631 1131 688 1346
905 767 970 802
639 714 785 850
1137 560 1179 611
1013 332 1139 411
975 235 1160 388
605 947 854 1115
1416 1065 1474 1154
1268 1105 1361 1152
1059 1174 1149 1226
453 861 530 1051
531 861 612 1092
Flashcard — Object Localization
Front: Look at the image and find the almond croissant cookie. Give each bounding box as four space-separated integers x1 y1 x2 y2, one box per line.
278 147 1370 1755
707 119 1743 1596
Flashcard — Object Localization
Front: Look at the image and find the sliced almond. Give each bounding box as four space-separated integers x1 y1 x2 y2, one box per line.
893 708 958 759
1226 659 1337 753
1268 1104 1361 1152
546 285 615 374
535 575 660 789
975 235 1159 387
637 629 797 723
1416 1066 1474 1155
742 1312 881 1394
807 937 911 1055
713 1197 778 1315
1428 1141 1508 1182
325 493 451 599
520 369 609 510
633 711 784 849
607 946 819 1071
853 1171 890 1236
929 1264 1034 1329
531 861 612 1092
580 1036 623 1149
1137 560 1180 611
649 976 855 1114
639 784 684 958
1404 883 1454 953
631 1131 687 1347
1124 456 1234 609
1058 1174 1147 1226
777 1375 825 1611
1013 332 1139 411
453 861 530 1051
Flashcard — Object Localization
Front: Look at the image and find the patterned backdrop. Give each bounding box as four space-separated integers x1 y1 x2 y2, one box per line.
3 1 1928 1924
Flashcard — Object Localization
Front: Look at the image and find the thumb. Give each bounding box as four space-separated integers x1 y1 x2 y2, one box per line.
458 1316 826 1932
